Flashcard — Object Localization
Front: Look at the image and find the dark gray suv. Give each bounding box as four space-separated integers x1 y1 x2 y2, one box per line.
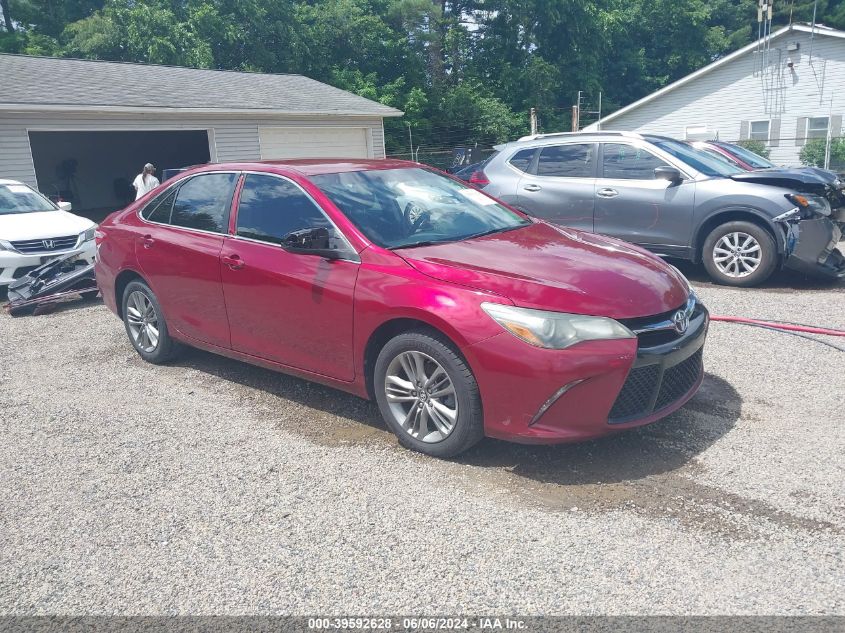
479 131 845 286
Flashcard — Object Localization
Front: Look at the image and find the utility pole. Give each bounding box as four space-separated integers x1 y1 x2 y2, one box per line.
406 123 414 161
571 105 579 132
529 108 538 136
824 95 833 170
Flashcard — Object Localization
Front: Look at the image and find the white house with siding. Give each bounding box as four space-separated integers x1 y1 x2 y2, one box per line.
0 54 401 218
585 23 845 167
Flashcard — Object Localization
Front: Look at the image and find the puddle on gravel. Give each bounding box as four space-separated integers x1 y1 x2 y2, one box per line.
171 348 840 539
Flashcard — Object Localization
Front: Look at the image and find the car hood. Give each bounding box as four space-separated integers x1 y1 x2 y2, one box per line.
730 167 841 188
0 210 94 241
397 222 689 319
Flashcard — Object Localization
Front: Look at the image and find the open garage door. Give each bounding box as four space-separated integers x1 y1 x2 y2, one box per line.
28 130 211 222
259 126 370 160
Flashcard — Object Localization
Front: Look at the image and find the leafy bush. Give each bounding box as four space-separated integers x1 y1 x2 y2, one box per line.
734 139 770 159
799 138 845 171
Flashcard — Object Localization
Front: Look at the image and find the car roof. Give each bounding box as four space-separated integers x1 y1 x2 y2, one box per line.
197 158 420 176
497 131 679 151
0 178 24 185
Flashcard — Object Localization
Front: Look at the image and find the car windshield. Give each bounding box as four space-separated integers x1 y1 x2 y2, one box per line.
310 167 530 249
0 183 57 215
719 143 776 169
653 140 743 177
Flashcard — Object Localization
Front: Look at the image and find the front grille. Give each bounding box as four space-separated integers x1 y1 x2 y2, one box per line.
618 306 683 348
655 349 703 411
608 349 703 423
10 235 78 254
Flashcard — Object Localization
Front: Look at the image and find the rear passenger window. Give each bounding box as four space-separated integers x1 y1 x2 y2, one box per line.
537 144 595 177
602 143 669 179
143 188 177 223
170 173 238 233
236 174 337 245
508 149 536 173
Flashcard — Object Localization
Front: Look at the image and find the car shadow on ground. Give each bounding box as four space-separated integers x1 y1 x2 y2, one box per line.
175 345 740 485
670 258 845 292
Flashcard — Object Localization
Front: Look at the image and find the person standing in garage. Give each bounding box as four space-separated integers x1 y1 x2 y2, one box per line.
132 163 160 200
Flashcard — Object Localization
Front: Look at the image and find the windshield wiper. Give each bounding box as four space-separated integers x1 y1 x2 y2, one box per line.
391 224 527 250
390 239 456 250
462 224 526 241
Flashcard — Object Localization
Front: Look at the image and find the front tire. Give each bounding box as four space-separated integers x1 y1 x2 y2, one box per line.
702 221 777 287
121 280 178 364
374 330 484 458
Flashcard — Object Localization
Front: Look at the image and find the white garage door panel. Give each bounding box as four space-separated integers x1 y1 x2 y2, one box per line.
259 127 370 159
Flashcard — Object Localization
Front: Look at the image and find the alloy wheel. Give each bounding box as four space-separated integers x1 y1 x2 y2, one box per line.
125 290 160 353
713 231 762 278
384 351 458 443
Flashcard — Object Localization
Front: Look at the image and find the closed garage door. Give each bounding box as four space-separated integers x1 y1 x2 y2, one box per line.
259 126 371 159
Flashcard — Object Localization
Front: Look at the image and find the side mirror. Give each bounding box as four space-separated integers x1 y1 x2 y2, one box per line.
282 227 342 259
57 201 73 211
654 166 682 183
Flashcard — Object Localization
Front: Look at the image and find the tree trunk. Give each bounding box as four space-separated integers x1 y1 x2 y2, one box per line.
0 0 13 32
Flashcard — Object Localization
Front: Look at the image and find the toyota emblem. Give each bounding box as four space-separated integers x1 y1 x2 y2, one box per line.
672 310 689 334
42 239 55 249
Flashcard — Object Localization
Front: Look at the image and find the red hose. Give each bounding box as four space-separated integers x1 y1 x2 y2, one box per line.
711 315 845 337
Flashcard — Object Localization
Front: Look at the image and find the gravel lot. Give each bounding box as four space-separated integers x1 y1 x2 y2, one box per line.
1 263 843 615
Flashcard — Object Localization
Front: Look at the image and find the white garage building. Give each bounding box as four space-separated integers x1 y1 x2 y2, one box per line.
0 54 401 219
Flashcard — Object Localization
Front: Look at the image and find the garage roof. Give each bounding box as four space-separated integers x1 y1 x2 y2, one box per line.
0 54 403 117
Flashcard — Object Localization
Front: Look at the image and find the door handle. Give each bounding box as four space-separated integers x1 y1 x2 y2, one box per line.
523 184 542 192
142 235 155 249
222 254 245 270
597 188 619 198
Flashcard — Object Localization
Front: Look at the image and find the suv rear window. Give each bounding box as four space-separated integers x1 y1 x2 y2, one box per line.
537 144 595 177
508 149 536 173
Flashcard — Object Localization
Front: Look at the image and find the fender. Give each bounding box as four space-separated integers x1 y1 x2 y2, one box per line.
693 206 787 260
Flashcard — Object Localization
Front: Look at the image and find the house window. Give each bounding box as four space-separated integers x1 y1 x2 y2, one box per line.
807 116 829 139
749 120 770 141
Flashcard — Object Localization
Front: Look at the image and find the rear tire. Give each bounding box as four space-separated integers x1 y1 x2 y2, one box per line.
702 220 777 287
374 330 483 458
121 280 179 364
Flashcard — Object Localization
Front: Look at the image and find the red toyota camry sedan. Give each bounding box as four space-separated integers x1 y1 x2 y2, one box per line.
95 159 708 457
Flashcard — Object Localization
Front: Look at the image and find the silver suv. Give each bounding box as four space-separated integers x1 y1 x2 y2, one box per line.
479 131 845 286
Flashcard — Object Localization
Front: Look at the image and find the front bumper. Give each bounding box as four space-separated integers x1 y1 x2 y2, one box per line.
465 303 708 444
781 216 845 279
0 241 96 286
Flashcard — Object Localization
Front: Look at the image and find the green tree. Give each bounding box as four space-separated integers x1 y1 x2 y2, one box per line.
799 138 845 170
735 139 770 159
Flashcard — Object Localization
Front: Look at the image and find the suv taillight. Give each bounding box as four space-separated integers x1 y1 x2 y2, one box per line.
469 170 490 187
94 229 106 246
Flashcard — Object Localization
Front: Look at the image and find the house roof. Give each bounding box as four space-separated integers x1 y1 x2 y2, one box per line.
0 54 403 117
589 23 845 129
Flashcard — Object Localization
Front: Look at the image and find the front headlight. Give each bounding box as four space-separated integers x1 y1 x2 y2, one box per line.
786 193 831 217
79 227 96 243
0 239 13 252
481 302 635 349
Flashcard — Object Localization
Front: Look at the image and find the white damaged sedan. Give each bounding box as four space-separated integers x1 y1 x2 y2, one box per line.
0 179 97 286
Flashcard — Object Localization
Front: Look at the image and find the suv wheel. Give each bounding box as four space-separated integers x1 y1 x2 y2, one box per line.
702 221 777 287
122 280 179 363
374 330 484 458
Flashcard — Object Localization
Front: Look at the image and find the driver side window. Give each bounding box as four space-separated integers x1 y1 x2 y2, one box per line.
601 143 669 179
235 174 339 246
